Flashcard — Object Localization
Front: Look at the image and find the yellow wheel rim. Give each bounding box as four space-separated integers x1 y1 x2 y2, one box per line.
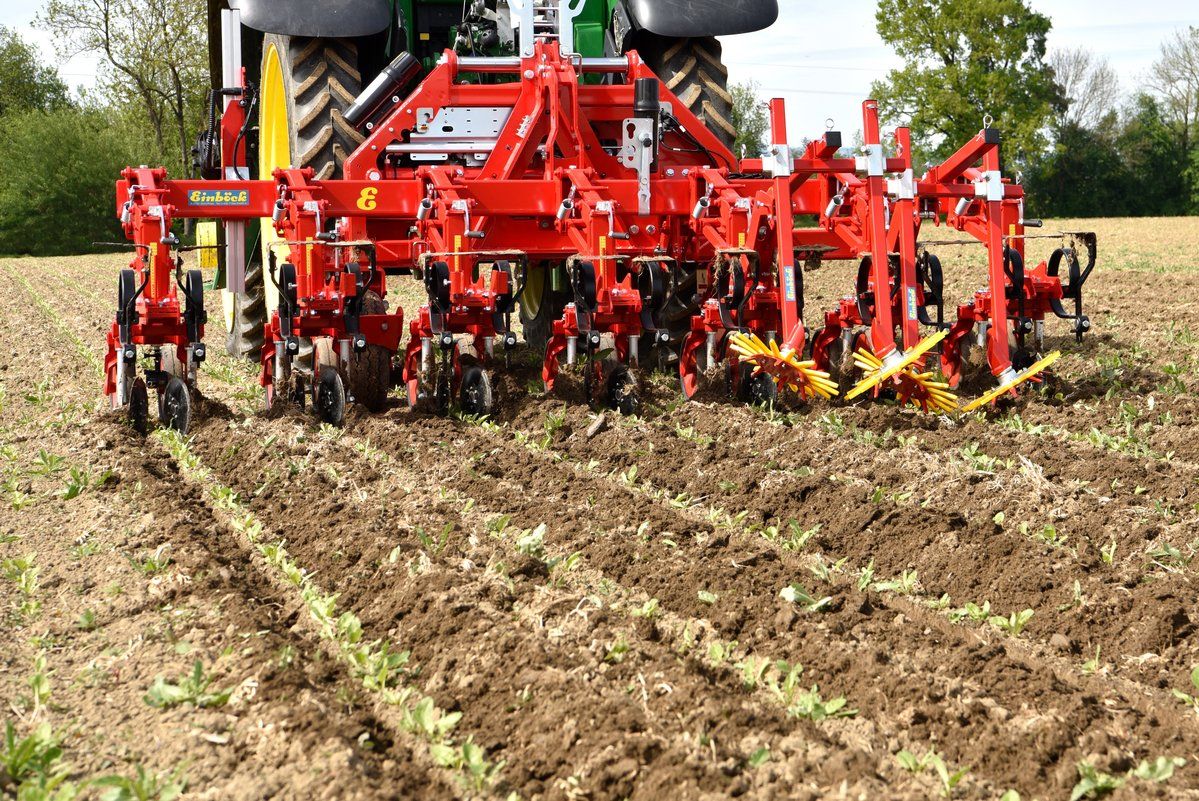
258 40 290 317
522 264 546 320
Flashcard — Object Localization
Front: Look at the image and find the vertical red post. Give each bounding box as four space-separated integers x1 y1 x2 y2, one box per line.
862 100 897 358
893 127 920 350
768 98 803 353
982 146 1012 376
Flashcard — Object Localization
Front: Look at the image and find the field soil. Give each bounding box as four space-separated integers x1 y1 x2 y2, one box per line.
3 217 1199 800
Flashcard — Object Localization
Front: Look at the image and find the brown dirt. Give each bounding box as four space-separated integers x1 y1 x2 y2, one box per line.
3 217 1199 800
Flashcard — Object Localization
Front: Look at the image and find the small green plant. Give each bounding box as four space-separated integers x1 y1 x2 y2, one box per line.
416 523 454 556
604 637 630 663
734 655 771 690
631 599 660 619
779 583 832 612
948 600 991 624
1081 646 1102 676
1171 665 1199 711
515 523 548 561
873 569 919 596
808 556 847 583
788 685 856 721
1071 762 1125 799
403 696 462 741
60 467 90 500
131 544 172 576
697 590 718 605
706 639 738 665
1100 537 1117 565
75 609 99 631
94 764 186 801
988 609 1035 637
856 560 875 591
33 450 65 476
143 661 233 709
2 553 40 618
1 721 75 797
1021 522 1067 548
1132 756 1185 782
748 747 770 768
28 653 51 716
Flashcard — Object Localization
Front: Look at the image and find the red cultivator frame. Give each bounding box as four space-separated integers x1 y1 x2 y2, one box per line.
105 4 1095 432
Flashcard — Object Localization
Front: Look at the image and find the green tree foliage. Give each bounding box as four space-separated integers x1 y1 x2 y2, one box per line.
0 26 70 116
871 0 1059 167
731 81 769 158
38 0 207 177
0 107 141 256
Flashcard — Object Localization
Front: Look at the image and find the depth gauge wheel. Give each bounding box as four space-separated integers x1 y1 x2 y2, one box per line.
129 379 149 434
161 377 192 433
459 365 494 417
346 291 391 412
315 366 346 426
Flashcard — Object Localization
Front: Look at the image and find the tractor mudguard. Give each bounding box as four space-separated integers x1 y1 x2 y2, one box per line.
622 0 777 38
233 0 391 38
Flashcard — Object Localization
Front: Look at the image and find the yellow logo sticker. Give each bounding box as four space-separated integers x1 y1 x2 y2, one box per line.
357 187 379 211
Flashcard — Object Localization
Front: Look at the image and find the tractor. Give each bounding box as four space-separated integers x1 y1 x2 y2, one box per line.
200 0 780 361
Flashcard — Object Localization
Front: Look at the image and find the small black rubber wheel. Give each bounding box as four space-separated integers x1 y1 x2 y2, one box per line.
160 376 192 433
346 291 391 412
315 366 346 426
129 378 149 434
604 364 641 416
737 363 777 407
459 365 494 417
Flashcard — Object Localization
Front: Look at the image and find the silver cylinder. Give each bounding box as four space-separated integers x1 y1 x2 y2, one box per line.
824 195 843 218
566 336 577 365
421 336 432 372
416 198 433 221
954 197 971 216
691 196 710 219
456 56 628 74
628 335 639 365
556 198 574 221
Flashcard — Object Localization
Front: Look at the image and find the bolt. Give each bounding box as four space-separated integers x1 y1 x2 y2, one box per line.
646 225 657 234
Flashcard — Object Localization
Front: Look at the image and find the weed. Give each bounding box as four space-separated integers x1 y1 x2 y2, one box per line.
960 443 1011 474
697 590 718 605
60 467 91 500
94 764 186 801
1 721 74 797
1148 542 1190 572
1057 580 1085 612
28 653 51 716
856 560 875 591
1021 522 1067 548
131 544 172 576
748 747 770 768
779 583 832 612
988 609 1035 637
706 639 738 665
416 523 454 556
808 556 847 583
144 661 233 709
75 609 99 631
1132 756 1185 782
674 424 714 447
484 514 511 539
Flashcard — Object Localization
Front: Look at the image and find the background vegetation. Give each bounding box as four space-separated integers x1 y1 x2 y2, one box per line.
0 0 1195 256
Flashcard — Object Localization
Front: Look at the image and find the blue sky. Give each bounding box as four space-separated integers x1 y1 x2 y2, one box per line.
2 0 1194 142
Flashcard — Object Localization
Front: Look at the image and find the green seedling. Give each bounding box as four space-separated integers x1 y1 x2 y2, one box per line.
765 660 805 707
28 653 51 715
2 553 40 618
604 637 630 663
873 569 919 596
808 556 847 583
61 467 90 500
947 600 991 624
735 655 771 690
697 590 718 605
779 583 832 612
1 721 74 797
94 765 186 801
1132 756 1185 782
416 523 454 556
1081 646 1102 676
748 747 770 768
706 639 738 665
631 599 660 619
131 544 172 576
1171 665 1199 711
788 685 856 721
856 560 875 591
1100 538 1117 565
1058 580 1085 612
988 609 1035 637
403 695 462 741
1071 762 1125 799
33 450 65 476
144 661 232 709
515 524 548 561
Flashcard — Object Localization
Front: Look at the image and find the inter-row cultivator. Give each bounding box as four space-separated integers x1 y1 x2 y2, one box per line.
105 0 1095 433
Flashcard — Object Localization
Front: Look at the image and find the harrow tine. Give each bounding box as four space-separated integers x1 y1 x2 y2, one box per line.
960 351 1062 413
728 332 839 400
844 329 948 401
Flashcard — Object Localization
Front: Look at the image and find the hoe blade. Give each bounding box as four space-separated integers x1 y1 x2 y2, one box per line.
960 351 1062 413
728 332 840 400
845 330 948 402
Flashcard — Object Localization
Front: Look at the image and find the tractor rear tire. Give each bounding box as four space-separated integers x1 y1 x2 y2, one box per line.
519 262 570 353
638 35 736 152
227 34 365 360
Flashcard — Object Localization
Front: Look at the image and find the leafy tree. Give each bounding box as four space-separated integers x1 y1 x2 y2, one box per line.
0 26 70 116
38 0 207 177
731 81 769 158
871 0 1060 168
1025 119 1128 217
0 107 141 256
1118 94 1189 216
